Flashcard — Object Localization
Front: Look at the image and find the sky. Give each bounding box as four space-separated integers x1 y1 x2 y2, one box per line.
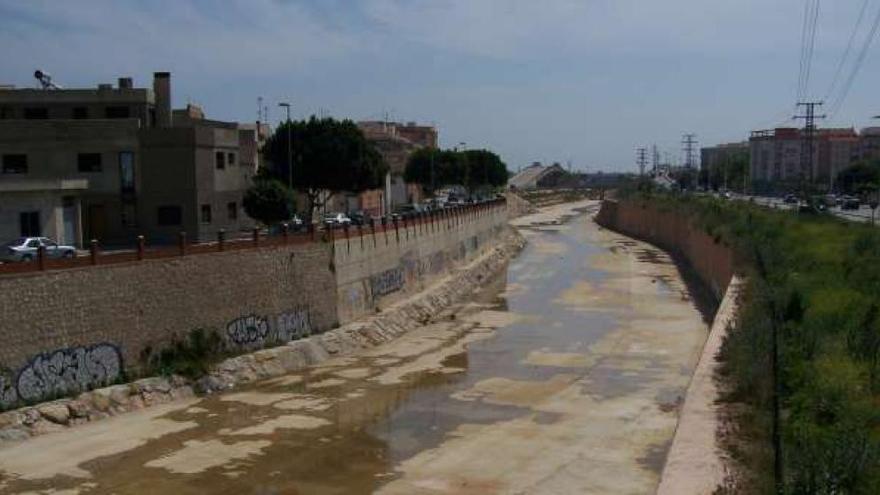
2 0 880 173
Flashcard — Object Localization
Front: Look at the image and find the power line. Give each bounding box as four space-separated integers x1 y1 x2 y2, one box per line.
797 0 822 101
824 0 870 102
829 2 880 117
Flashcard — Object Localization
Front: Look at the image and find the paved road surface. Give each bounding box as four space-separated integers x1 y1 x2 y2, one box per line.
0 205 709 494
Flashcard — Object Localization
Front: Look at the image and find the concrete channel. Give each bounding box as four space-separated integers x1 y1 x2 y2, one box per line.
0 202 710 494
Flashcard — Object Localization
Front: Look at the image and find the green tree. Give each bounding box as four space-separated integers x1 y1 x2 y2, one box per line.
262 117 388 221
463 149 508 191
242 177 293 226
404 148 441 193
837 159 880 195
405 148 508 195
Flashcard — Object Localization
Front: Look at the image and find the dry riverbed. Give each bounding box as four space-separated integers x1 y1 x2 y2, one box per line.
0 202 709 494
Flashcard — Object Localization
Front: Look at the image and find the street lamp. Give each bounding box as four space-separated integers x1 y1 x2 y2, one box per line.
278 102 293 192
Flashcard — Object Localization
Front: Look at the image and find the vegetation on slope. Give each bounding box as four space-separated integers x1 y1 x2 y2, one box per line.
624 192 880 494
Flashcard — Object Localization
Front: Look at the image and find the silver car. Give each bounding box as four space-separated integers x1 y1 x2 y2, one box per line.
1 237 77 262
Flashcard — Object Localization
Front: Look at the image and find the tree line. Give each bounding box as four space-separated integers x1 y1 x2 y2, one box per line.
243 117 509 226
404 148 509 195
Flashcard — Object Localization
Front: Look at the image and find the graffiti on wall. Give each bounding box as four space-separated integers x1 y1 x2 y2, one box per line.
429 251 446 274
401 251 420 283
276 309 312 341
14 344 122 405
225 314 270 349
0 373 18 410
371 266 405 297
225 309 314 351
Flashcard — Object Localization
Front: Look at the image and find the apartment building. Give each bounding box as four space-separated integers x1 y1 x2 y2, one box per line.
355 121 438 216
0 72 256 247
748 127 860 192
700 142 748 172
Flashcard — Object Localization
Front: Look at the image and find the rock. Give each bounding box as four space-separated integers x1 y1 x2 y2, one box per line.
37 402 71 425
107 385 132 406
0 427 30 443
0 411 24 430
195 375 225 394
86 391 112 412
22 408 41 426
67 400 91 419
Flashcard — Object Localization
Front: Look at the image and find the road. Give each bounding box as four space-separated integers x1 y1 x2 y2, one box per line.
0 204 710 494
732 193 878 225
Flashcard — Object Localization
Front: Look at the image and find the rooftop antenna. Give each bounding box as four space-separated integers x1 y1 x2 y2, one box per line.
33 69 61 90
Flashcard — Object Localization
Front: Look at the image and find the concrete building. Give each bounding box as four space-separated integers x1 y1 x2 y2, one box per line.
0 72 256 246
858 127 880 162
700 142 748 173
749 128 813 190
356 121 438 216
749 127 859 192
817 128 859 190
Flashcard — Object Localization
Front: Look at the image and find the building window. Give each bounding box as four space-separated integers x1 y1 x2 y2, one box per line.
19 211 40 237
2 154 27 174
200 204 212 224
157 206 182 226
215 151 225 170
121 203 137 227
77 153 102 173
72 107 88 119
227 202 238 220
227 152 236 166
105 106 130 119
119 152 135 193
23 108 48 120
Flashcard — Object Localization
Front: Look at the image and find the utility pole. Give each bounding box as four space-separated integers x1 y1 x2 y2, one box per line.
651 145 660 176
278 102 293 192
793 101 826 197
682 133 698 170
636 147 648 176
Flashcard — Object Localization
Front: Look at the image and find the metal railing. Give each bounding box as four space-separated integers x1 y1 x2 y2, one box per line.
0 199 507 278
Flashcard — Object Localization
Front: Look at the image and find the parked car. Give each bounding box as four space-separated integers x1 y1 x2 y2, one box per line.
322 213 352 227
1 237 76 263
348 211 369 226
783 194 799 205
841 196 861 210
288 214 305 230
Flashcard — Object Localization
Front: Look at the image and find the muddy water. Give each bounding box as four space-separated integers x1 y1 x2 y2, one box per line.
0 210 708 495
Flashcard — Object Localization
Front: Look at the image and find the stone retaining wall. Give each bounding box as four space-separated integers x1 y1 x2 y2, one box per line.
0 228 524 444
0 201 508 410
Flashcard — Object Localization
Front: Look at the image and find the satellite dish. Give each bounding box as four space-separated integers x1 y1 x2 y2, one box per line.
34 69 61 90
